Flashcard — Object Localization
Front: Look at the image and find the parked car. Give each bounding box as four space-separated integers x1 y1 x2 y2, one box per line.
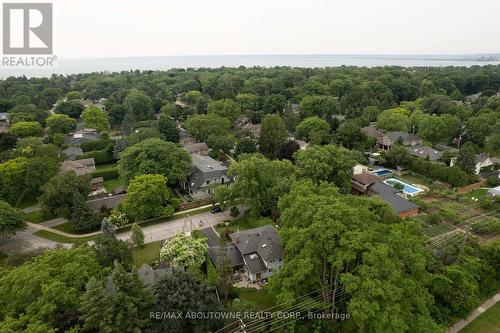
211 205 222 213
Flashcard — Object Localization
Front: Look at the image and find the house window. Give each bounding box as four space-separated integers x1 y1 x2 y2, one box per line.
206 180 210 185
221 177 225 184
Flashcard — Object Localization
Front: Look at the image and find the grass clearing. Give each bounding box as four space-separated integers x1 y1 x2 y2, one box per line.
215 213 273 236
16 194 38 209
24 210 45 224
103 178 124 192
460 301 500 333
236 287 275 310
133 241 161 267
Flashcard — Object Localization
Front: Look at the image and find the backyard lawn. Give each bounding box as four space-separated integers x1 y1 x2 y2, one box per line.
215 213 273 237
103 178 124 192
236 287 276 310
460 301 500 333
24 211 45 224
16 194 38 209
133 241 161 267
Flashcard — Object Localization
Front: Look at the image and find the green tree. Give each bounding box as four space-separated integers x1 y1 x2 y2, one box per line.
456 142 476 175
9 121 43 138
235 137 257 157
207 133 235 154
130 223 145 247
159 233 207 268
259 114 286 159
39 171 92 219
118 138 191 185
295 116 331 145
0 157 28 205
101 217 116 238
124 89 154 120
294 145 358 193
55 100 84 118
81 262 154 333
81 105 109 132
270 180 439 333
121 174 177 221
157 114 179 142
299 95 337 119
207 99 241 121
236 93 260 111
263 94 286 114
336 120 368 149
185 114 231 142
0 247 101 332
376 108 410 132
46 114 77 134
65 91 82 100
148 268 224 332
108 104 129 128
93 234 133 268
418 114 460 146
229 154 297 215
385 145 412 168
0 200 25 238
25 155 60 193
71 191 98 232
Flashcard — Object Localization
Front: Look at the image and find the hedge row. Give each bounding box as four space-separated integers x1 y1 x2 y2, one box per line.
80 139 112 152
407 158 471 187
77 148 114 165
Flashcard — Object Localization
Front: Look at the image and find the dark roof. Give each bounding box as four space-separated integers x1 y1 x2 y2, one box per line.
137 264 170 286
475 153 491 164
362 126 385 139
229 225 282 262
243 253 267 274
200 227 220 247
407 146 443 161
368 182 420 214
62 147 84 160
112 186 127 195
86 194 126 211
186 154 229 191
64 129 99 145
352 173 383 186
384 132 421 145
207 244 244 268
184 142 209 154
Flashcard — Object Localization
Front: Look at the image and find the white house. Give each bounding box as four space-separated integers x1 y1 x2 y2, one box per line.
450 153 494 175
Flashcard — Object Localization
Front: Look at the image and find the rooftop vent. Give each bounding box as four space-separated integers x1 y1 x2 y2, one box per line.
262 244 267 248
249 253 258 260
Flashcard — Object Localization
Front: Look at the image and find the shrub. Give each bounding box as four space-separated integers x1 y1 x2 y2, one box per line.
426 213 442 225
92 167 119 180
486 176 500 187
230 206 240 218
108 210 129 227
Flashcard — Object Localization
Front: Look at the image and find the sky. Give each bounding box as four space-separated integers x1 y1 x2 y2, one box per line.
5 0 500 58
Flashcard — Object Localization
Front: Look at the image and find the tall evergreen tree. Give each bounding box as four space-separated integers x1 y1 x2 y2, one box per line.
259 114 286 159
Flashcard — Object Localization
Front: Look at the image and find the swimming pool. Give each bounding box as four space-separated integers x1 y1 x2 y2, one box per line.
372 168 393 177
384 178 423 196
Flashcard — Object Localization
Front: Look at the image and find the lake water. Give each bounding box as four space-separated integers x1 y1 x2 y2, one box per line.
1 54 499 78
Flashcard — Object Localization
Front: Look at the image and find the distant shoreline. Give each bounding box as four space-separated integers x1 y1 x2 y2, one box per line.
1 54 499 78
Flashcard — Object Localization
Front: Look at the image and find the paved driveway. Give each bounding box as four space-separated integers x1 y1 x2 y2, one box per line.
0 231 68 255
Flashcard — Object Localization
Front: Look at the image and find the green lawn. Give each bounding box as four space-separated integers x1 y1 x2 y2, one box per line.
95 162 117 170
16 194 38 209
51 222 100 235
215 214 273 237
103 178 124 192
236 287 275 310
24 210 45 224
461 301 500 333
0 252 7 268
132 241 161 267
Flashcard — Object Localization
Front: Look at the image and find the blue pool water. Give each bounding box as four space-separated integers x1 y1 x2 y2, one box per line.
373 169 393 177
384 178 423 195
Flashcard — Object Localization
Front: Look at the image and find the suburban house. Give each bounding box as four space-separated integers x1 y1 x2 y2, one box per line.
450 153 494 175
60 158 95 176
351 174 420 218
64 128 99 146
207 225 284 283
407 146 443 162
0 112 9 122
182 154 232 199
86 193 127 212
464 93 481 104
353 163 369 175
487 186 500 197
361 126 385 141
183 142 209 156
137 263 170 286
377 132 422 150
179 128 197 146
234 115 261 139
367 182 420 218
62 147 84 161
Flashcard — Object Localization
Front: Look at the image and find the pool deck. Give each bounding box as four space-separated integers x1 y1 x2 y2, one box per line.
384 178 424 196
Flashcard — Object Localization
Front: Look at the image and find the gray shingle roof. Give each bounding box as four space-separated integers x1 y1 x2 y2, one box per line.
407 146 443 161
207 244 244 268
186 154 229 191
86 194 126 211
243 253 267 274
62 147 84 161
384 132 421 145
229 225 282 262
369 182 420 214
